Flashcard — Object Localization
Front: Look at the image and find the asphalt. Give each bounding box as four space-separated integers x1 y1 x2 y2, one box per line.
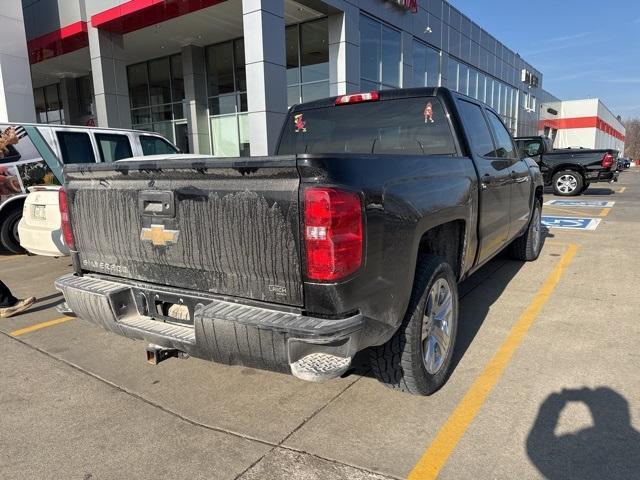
0 169 638 480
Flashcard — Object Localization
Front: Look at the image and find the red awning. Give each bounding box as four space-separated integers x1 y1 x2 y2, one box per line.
28 21 88 64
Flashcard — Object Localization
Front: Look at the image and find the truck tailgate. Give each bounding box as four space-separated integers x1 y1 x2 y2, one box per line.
65 157 303 306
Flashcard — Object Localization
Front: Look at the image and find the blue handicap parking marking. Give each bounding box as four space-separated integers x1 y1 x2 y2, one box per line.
544 199 615 208
542 216 602 231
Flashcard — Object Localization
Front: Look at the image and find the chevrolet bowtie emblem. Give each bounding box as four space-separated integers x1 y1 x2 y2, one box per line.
140 224 180 247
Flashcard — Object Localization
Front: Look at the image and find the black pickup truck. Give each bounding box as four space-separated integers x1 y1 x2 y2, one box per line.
56 88 544 396
515 136 618 196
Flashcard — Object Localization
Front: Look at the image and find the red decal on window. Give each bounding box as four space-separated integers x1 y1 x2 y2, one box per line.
294 114 307 133
424 103 434 123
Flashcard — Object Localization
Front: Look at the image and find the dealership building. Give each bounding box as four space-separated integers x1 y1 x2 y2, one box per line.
0 0 616 156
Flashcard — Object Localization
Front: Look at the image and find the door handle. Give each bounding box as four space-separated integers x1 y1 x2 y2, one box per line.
515 176 530 184
139 191 175 217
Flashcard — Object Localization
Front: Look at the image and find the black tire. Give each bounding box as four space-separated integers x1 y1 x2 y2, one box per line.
552 170 583 196
580 182 590 193
0 207 24 254
509 200 544 261
370 255 458 396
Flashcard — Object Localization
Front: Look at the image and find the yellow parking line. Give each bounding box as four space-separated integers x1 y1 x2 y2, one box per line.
10 317 74 337
599 208 611 217
407 243 579 480
617 187 626 194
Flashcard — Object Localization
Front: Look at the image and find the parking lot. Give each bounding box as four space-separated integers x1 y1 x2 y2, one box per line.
1 170 638 480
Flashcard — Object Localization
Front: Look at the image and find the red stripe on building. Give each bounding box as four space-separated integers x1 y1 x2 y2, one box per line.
539 116 626 142
91 0 226 35
27 21 88 64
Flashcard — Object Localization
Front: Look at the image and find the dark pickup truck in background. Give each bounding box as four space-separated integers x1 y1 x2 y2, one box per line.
515 136 619 196
56 88 544 396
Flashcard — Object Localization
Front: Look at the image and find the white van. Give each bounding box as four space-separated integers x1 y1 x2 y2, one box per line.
0 123 178 254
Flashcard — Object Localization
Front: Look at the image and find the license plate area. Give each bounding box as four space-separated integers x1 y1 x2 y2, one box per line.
32 204 46 220
131 287 200 327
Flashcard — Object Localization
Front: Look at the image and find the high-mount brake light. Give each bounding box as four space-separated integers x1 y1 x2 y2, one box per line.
335 91 380 106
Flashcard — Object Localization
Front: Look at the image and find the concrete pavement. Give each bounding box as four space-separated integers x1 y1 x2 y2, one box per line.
1 169 638 479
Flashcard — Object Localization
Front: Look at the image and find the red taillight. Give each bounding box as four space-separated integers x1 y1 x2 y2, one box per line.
58 188 75 250
602 152 614 169
304 187 363 281
335 91 379 106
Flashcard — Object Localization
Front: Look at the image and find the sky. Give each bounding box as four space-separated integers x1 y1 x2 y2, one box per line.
450 0 640 120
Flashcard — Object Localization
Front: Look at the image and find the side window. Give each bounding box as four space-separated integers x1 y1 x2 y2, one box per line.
458 100 495 157
140 135 179 156
486 111 517 159
56 131 96 164
95 133 133 162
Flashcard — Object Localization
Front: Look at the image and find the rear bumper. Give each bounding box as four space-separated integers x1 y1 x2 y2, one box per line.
55 274 364 379
17 220 69 257
585 170 619 183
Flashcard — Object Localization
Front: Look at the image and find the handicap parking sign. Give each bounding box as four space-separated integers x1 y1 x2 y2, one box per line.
544 199 615 208
542 216 602 231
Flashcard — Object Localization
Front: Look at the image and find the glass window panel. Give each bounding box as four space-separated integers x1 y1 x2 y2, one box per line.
211 115 240 157
301 19 329 83
238 113 251 157
486 111 517 159
172 102 184 120
360 16 381 82
151 122 175 143
425 47 440 87
457 100 495 157
45 84 61 112
448 60 458 91
288 85 300 107
148 57 171 105
206 42 235 96
234 39 246 92
458 64 468 95
412 42 426 87
208 94 237 116
95 133 133 162
128 63 149 108
56 132 96 164
286 25 300 85
131 108 151 125
171 54 184 102
151 104 173 122
34 87 47 123
469 69 478 99
301 81 330 102
381 25 400 87
360 79 378 92
77 76 94 117
239 93 248 112
140 135 179 155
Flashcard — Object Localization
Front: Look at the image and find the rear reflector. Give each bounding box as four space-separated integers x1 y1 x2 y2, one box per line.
601 152 614 169
58 188 75 250
304 187 363 281
335 91 379 106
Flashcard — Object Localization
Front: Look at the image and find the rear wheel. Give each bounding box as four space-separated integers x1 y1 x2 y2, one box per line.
509 200 544 261
370 255 458 396
552 170 583 196
0 207 25 254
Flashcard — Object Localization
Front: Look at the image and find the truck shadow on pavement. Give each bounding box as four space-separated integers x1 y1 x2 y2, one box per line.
527 387 640 480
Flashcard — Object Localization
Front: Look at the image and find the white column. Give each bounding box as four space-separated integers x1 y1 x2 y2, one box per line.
182 45 211 154
328 5 360 96
0 0 36 122
88 26 131 128
242 0 287 156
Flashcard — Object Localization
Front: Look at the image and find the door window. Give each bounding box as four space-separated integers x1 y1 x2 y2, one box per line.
56 131 96 164
458 101 495 157
486 111 517 159
95 133 133 162
140 135 179 155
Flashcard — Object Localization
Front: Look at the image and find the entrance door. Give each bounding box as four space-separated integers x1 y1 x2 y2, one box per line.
174 122 190 153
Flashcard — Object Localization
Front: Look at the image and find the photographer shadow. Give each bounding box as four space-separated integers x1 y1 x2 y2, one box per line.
527 387 640 480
